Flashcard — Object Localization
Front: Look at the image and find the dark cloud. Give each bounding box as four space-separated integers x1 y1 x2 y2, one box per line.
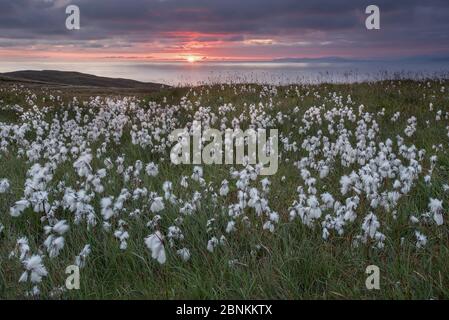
0 0 448 58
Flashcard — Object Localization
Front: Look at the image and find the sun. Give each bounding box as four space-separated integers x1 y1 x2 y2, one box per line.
186 55 200 63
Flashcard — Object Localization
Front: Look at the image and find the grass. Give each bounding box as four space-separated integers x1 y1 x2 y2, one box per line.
0 79 448 299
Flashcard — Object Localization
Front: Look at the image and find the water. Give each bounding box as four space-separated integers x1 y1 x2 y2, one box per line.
1 59 448 86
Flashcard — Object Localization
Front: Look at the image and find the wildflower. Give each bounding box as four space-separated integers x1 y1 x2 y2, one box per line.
19 255 48 283
103 221 112 232
219 180 229 197
410 215 419 224
150 196 165 213
145 162 159 177
44 235 65 258
319 166 330 179
261 178 271 192
10 199 29 217
225 221 236 233
30 191 50 213
180 176 189 188
374 232 386 249
167 226 184 242
11 237 30 260
44 220 69 235
428 198 444 226
177 248 191 262
25 286 41 297
207 237 219 252
307 195 322 220
100 197 114 220
0 178 10 193
340 175 352 195
191 166 203 181
75 245 91 268
263 220 274 232
247 188 266 214
163 181 173 198
114 229 129 250
321 192 334 208
362 213 380 238
145 231 166 264
269 211 279 223
322 227 330 240
415 231 427 248
73 152 93 177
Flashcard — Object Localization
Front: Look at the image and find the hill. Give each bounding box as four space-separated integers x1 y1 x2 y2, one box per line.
0 70 166 91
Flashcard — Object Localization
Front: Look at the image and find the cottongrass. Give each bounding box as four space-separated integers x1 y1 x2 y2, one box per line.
0 80 448 298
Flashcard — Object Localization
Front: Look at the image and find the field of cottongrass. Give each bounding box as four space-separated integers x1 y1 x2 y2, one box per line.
0 79 448 299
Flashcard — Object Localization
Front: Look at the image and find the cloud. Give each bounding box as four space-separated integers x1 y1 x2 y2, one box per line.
0 0 448 60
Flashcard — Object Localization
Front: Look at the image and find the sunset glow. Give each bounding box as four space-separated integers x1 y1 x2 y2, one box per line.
0 1 448 63
186 55 200 63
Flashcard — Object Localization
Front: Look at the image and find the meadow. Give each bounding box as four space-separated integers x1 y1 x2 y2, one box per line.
0 79 448 299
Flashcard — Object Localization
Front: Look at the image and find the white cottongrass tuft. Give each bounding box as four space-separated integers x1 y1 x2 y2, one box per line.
150 196 165 213
176 248 191 262
415 231 428 248
145 231 166 264
44 220 69 235
75 244 91 268
101 197 114 220
145 162 159 177
428 198 444 226
10 199 29 217
19 255 48 283
0 178 10 193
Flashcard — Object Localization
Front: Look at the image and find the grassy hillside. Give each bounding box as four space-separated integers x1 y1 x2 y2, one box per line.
0 79 448 299
0 70 166 93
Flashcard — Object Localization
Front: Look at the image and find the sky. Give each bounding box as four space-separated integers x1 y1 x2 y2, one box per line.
0 0 449 63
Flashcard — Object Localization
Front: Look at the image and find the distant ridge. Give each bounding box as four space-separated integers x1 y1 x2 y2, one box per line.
270 54 449 64
270 57 372 63
0 70 166 90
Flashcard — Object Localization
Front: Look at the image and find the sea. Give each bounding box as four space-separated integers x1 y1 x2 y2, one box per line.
1 60 448 86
